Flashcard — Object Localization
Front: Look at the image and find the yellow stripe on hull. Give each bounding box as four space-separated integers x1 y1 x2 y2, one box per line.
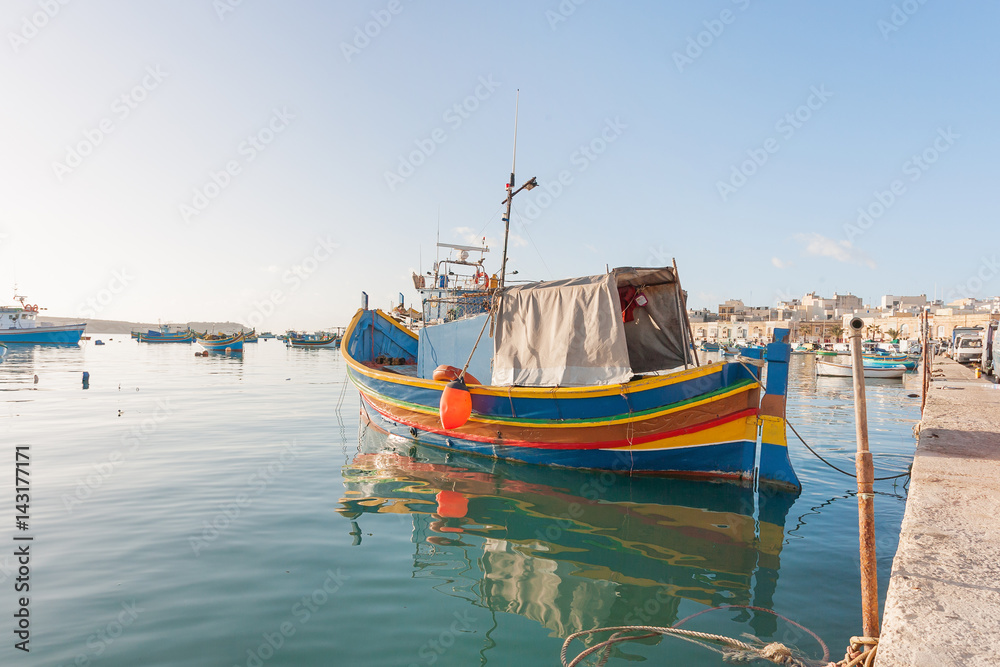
604 414 758 452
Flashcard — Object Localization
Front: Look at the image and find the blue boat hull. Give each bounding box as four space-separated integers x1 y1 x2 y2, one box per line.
0 325 86 345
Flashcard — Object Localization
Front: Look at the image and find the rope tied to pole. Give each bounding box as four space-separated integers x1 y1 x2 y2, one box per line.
734 357 911 482
834 636 879 667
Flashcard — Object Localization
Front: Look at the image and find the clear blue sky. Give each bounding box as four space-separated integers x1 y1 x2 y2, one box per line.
2 1 997 330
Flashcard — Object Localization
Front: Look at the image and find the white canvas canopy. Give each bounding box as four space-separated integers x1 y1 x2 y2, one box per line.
491 267 694 387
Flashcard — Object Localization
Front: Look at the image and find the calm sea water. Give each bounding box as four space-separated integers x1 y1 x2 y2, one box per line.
0 340 918 666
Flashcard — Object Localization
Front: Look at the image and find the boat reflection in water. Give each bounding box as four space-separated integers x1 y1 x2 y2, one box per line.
338 424 801 649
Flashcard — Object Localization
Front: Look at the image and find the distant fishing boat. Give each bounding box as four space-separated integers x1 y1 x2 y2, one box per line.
699 341 720 352
0 293 86 345
136 325 194 343
138 331 194 343
288 334 339 349
862 355 916 370
863 353 907 362
815 358 906 378
196 332 245 351
243 330 259 343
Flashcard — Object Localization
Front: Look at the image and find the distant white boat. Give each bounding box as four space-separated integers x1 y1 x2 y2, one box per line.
0 293 86 345
815 358 906 378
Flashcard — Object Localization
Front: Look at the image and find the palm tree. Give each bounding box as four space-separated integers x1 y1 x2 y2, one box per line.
885 328 901 342
830 324 844 342
865 323 882 341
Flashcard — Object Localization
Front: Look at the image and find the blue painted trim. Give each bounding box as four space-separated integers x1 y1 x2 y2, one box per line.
759 442 800 490
740 347 762 381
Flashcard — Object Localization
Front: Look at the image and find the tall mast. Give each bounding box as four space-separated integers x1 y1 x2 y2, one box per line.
498 90 519 291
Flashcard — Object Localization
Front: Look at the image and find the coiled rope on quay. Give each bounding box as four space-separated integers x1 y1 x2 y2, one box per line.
561 623 878 667
560 625 813 667
561 604 841 667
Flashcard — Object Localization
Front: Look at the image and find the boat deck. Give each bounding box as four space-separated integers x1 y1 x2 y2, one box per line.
363 362 419 378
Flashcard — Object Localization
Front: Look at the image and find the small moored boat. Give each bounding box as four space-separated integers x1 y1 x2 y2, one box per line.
815 358 906 378
287 334 339 349
138 331 194 343
196 332 245 351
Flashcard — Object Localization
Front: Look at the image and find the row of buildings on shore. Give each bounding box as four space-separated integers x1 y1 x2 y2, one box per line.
689 292 1000 344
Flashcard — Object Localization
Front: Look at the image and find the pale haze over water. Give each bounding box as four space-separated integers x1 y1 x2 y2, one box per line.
2 1 996 330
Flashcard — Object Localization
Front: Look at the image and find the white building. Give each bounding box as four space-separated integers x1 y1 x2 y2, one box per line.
881 294 928 315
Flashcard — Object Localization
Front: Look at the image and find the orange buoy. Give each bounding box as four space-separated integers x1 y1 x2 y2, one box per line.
432 364 480 385
439 378 472 429
435 490 468 518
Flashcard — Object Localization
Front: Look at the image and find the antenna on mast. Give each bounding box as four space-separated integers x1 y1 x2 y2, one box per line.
499 91 519 291
497 90 538 291
511 90 519 177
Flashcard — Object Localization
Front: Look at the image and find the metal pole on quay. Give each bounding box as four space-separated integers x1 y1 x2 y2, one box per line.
848 316 880 659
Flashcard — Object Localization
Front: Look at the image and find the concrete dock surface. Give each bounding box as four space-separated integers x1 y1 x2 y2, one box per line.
877 357 1000 666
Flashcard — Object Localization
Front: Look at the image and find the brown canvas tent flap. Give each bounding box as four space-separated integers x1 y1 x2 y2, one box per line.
491 272 632 387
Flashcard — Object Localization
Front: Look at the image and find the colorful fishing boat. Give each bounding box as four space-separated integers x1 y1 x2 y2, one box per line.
864 355 917 371
862 355 916 370
138 331 194 343
195 332 245 351
342 273 800 490
0 293 86 344
343 114 802 488
815 358 906 378
287 333 339 348
243 330 259 343
699 341 720 352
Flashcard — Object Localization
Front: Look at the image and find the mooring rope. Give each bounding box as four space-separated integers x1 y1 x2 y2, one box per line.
560 607 878 667
673 604 829 662
836 636 879 667
733 358 912 482
786 421 912 481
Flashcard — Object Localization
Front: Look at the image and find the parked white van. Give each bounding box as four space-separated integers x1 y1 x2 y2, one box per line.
953 334 984 364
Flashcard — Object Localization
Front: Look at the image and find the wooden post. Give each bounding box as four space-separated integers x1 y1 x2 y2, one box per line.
921 308 930 414
849 316 880 642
